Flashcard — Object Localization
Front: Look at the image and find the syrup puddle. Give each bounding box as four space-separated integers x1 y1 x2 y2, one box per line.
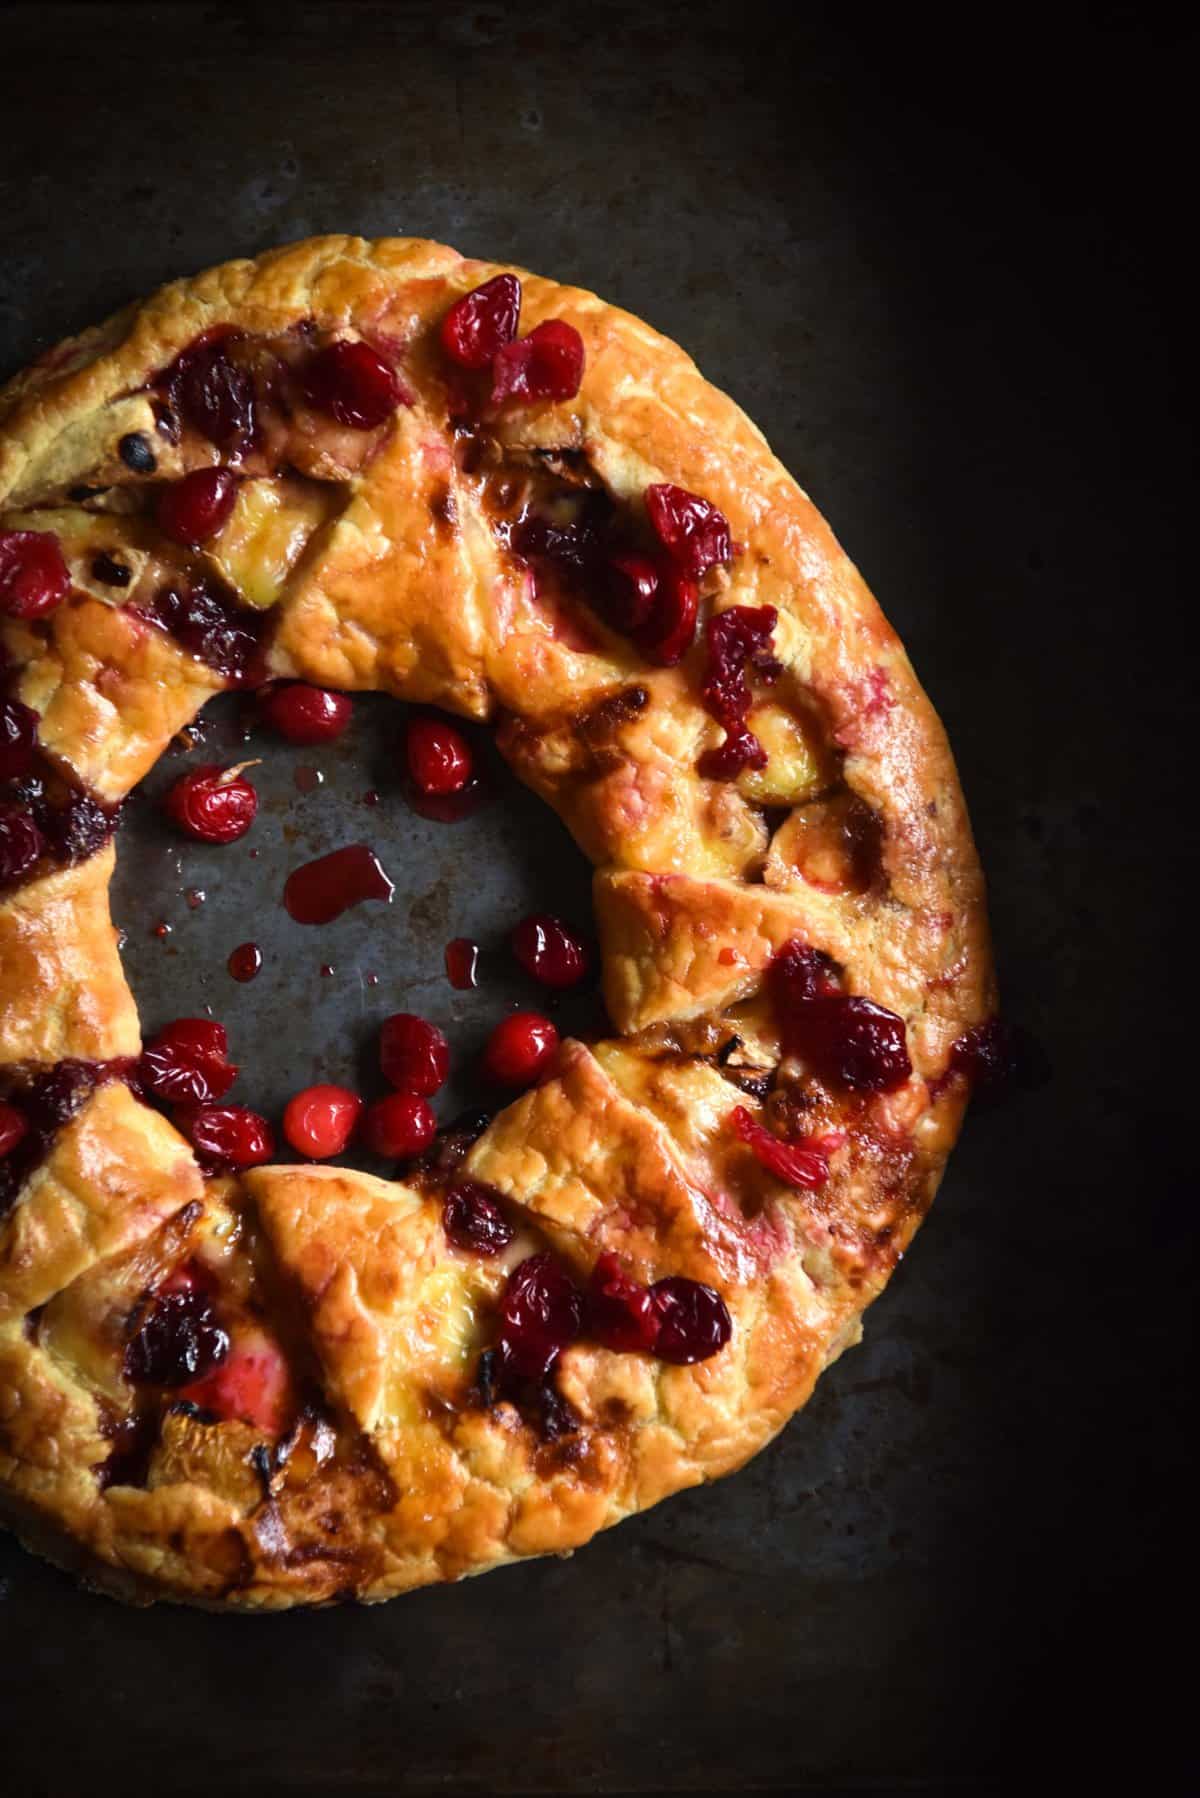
283 844 395 926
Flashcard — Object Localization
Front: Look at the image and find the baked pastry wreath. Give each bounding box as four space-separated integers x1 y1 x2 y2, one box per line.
0 236 993 1609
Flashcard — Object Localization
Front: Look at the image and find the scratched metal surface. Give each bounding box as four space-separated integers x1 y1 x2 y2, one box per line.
0 6 1187 1792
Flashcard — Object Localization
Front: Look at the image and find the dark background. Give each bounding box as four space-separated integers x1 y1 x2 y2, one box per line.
0 4 1190 1791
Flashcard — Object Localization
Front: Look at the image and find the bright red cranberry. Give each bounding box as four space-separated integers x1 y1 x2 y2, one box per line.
645 483 733 581
157 468 239 548
949 1018 1046 1106
165 763 258 843
405 714 473 796
586 1252 660 1354
0 1100 28 1159
124 1286 230 1387
161 332 256 451
440 273 522 369
301 340 403 429
380 1013 450 1096
0 530 71 619
730 1107 841 1189
603 553 659 633
443 1179 515 1256
498 1252 583 1377
0 805 46 885
650 1277 732 1364
179 1104 275 1168
362 1091 436 1159
490 320 585 406
141 1018 238 1105
511 913 588 989
635 564 699 666
697 605 781 780
260 683 353 745
0 698 38 780
482 1011 559 1086
282 1084 362 1159
180 1335 291 1434
790 995 913 1093
769 940 841 1013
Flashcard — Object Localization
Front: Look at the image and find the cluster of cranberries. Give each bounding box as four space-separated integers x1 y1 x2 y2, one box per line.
121 1260 290 1434
698 604 782 780
440 273 585 409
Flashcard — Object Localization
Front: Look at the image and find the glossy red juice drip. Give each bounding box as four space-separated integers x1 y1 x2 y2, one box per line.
283 844 395 925
445 937 481 989
227 941 263 982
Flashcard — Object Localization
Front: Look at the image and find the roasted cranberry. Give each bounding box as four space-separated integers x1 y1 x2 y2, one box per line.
380 1013 450 1096
510 491 612 578
39 789 119 865
165 763 258 843
0 698 38 780
302 340 403 429
949 1018 1048 1106
0 805 45 885
362 1091 436 1159
180 1334 290 1434
162 333 257 451
260 683 353 744
282 1084 362 1158
490 319 585 406
141 1018 238 1105
0 1100 28 1159
0 530 71 619
443 1179 515 1256
482 1011 559 1086
139 580 267 684
585 1252 660 1353
635 564 699 666
790 995 912 1093
602 553 659 633
157 468 239 548
179 1104 275 1168
440 273 522 369
118 431 157 474
405 714 473 796
498 1252 583 1377
511 913 588 989
650 1277 732 1364
730 1106 841 1189
124 1286 230 1387
769 940 841 1013
645 483 733 581
697 605 780 780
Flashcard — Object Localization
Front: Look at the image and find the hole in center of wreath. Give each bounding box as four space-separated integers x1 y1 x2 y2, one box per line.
108 691 603 1172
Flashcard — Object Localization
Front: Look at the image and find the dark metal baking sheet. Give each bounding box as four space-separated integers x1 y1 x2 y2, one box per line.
0 5 1187 1791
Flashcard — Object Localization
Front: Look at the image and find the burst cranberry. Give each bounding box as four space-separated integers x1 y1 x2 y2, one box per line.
0 698 38 780
697 605 780 780
0 805 46 885
39 789 118 865
490 319 585 406
157 468 239 547
179 1104 275 1168
635 564 699 666
165 763 258 843
510 913 588 989
0 530 71 619
362 1091 436 1159
586 1252 660 1354
949 1018 1047 1106
161 332 256 451
124 1286 230 1387
282 1083 362 1158
141 1018 238 1105
443 1179 514 1256
405 714 473 796
645 483 733 581
603 553 660 633
730 1107 843 1189
650 1277 732 1364
260 683 353 744
482 1011 559 1086
499 1252 583 1377
769 940 841 1012
140 579 267 683
180 1331 290 1433
380 1013 450 1095
440 273 522 369
0 1100 28 1159
302 340 404 429
790 995 913 1093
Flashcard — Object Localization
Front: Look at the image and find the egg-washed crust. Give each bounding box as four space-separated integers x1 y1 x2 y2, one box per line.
0 236 992 1608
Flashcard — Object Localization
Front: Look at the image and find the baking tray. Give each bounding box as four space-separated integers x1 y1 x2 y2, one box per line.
0 5 1188 1791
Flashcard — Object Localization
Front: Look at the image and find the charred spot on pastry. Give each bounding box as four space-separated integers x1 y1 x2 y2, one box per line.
91 551 131 587
579 683 649 744
429 481 458 533
95 1406 159 1492
118 432 157 475
67 482 104 502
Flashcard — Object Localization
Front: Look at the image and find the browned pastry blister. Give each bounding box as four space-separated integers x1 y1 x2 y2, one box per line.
0 236 991 1607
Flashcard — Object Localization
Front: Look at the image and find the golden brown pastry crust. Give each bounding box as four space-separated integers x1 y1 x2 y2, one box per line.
0 236 991 1607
